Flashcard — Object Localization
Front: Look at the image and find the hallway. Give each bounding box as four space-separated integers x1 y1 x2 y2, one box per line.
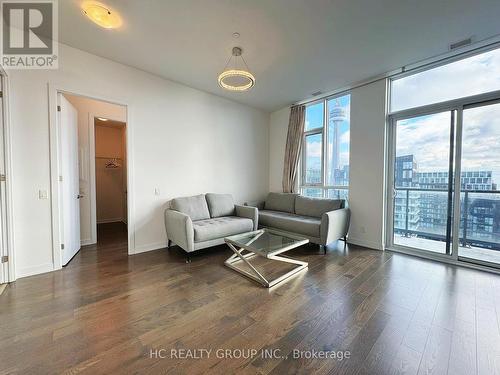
66 222 128 269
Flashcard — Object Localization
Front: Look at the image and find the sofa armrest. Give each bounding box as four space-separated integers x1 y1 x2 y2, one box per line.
244 201 265 210
320 208 351 245
165 209 194 252
235 204 258 230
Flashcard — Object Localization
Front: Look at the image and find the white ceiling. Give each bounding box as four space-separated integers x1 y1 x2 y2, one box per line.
60 0 500 112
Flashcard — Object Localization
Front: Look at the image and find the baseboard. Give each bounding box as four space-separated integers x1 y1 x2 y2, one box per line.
347 237 383 251
17 262 54 279
133 241 166 255
97 218 125 224
81 238 95 246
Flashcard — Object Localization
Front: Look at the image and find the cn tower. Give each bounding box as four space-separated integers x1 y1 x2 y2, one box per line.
329 99 347 175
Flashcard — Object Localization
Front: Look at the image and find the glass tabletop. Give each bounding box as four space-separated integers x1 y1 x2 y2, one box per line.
225 229 309 257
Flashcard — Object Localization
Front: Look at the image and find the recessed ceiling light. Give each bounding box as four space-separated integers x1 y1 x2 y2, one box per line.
97 117 109 121
82 2 123 29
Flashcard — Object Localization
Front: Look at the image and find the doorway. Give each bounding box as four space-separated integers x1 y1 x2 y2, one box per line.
94 116 128 247
56 92 128 266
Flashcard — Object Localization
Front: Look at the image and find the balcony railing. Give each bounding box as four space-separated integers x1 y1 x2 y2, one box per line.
394 187 500 251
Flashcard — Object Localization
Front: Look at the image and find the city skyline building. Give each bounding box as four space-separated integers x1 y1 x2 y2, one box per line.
394 154 499 250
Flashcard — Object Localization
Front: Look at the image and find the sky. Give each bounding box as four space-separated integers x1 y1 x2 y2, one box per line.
396 106 500 184
305 48 500 186
391 48 500 111
394 48 500 184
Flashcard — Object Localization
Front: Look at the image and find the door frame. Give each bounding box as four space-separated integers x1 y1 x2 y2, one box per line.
385 88 500 271
48 84 135 271
0 69 15 283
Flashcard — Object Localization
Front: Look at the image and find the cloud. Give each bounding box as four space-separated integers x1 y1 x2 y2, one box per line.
307 140 322 158
396 103 500 184
392 48 500 112
393 48 500 184
340 130 350 143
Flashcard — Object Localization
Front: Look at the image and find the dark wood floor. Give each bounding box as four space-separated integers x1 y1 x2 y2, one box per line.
1 223 500 374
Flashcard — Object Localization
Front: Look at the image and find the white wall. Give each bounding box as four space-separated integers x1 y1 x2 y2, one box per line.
268 107 289 193
9 43 269 278
267 80 387 250
65 94 126 244
348 80 387 250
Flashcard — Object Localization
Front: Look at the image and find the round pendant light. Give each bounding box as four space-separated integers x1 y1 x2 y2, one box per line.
218 47 255 92
82 2 123 29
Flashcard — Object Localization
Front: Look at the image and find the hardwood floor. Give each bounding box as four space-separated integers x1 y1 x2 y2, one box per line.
1 223 500 374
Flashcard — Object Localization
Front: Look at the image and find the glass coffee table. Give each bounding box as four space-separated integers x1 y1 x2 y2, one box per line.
224 229 309 288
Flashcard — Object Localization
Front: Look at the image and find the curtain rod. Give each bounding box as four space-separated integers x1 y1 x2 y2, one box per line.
293 34 500 108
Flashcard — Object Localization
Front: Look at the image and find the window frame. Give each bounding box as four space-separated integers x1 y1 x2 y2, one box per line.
300 92 351 198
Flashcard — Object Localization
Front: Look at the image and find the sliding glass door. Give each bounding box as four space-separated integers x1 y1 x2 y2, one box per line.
390 111 456 255
388 100 500 268
458 100 500 266
387 46 500 269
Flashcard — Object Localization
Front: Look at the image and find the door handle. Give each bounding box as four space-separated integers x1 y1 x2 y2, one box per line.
77 194 84 199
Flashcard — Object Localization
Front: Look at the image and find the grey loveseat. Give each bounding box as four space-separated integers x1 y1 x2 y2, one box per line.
254 192 350 251
165 193 258 262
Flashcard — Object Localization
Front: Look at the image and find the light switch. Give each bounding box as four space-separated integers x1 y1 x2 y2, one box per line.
39 190 48 199
154 188 160 196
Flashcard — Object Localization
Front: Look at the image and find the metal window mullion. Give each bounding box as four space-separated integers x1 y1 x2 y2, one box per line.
301 133 306 187
299 186 348 189
304 128 323 136
445 110 456 255
389 88 500 118
386 116 397 249
452 107 464 261
322 99 328 196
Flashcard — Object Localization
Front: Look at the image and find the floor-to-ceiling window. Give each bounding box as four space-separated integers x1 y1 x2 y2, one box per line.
387 47 500 268
300 93 350 199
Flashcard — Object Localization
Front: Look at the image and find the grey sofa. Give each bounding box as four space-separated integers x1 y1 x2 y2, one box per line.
165 193 258 262
254 192 350 251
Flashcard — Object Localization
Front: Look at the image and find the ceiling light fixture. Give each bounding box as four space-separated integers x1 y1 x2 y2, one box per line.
218 47 255 92
97 117 109 121
82 2 123 29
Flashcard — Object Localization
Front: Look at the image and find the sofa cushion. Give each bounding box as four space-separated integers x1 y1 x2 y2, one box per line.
193 216 254 242
264 192 298 213
259 210 321 238
171 194 210 221
206 193 235 218
295 196 343 218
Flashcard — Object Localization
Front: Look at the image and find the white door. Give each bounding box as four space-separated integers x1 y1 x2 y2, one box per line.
0 77 6 283
59 94 81 265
